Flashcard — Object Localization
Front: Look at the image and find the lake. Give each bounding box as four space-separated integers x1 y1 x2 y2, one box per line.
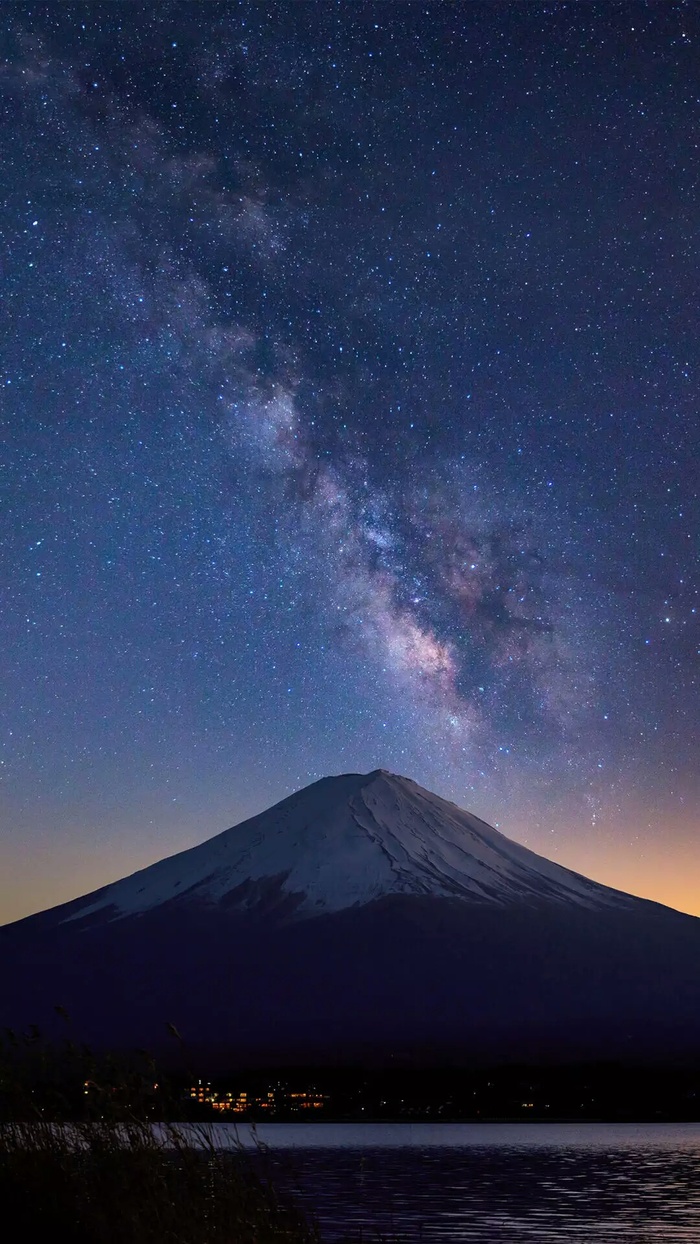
228 1123 700 1241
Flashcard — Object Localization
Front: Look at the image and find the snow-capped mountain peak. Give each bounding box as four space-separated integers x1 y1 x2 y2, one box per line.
66 770 630 924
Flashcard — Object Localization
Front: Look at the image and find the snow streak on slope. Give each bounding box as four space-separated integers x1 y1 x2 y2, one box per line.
66 770 632 924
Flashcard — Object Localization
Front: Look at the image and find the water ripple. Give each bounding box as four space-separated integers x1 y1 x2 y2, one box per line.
244 1125 700 1242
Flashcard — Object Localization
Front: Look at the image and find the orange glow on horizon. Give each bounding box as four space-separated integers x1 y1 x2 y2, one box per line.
526 818 700 919
1 806 698 925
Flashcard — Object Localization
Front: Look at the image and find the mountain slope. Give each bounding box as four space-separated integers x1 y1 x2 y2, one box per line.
2 770 699 1066
56 770 632 924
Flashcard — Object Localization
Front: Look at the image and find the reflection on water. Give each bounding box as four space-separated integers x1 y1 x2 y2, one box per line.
236 1124 700 1242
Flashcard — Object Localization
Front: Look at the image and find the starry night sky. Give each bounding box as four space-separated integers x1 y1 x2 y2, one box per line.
1 2 698 924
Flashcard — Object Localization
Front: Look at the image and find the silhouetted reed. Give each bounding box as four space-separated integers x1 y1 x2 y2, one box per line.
0 1024 320 1243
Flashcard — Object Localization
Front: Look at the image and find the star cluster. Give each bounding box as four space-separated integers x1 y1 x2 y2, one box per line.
1 2 697 921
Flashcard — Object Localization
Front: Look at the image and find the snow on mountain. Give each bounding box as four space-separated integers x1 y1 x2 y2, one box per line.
66 769 631 924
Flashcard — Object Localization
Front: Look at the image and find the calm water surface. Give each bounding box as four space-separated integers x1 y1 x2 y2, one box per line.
227 1123 700 1242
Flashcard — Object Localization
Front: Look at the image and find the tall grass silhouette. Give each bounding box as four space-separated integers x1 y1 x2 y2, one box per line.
0 1024 321 1243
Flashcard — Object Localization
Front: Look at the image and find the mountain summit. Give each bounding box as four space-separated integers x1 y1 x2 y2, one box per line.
64 769 631 925
2 771 699 1066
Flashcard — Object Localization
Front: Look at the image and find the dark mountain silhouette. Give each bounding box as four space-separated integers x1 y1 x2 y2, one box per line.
2 770 699 1067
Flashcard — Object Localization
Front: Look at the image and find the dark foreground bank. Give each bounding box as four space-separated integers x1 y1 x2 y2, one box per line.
0 1117 321 1244
180 1062 700 1123
0 1034 321 1244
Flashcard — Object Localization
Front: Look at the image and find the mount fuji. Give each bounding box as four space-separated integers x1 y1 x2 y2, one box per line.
2 770 700 1066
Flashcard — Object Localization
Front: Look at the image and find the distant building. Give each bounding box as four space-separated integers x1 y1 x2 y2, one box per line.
187 1080 327 1115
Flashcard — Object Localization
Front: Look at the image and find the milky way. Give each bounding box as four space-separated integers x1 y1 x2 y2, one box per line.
1 3 698 921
